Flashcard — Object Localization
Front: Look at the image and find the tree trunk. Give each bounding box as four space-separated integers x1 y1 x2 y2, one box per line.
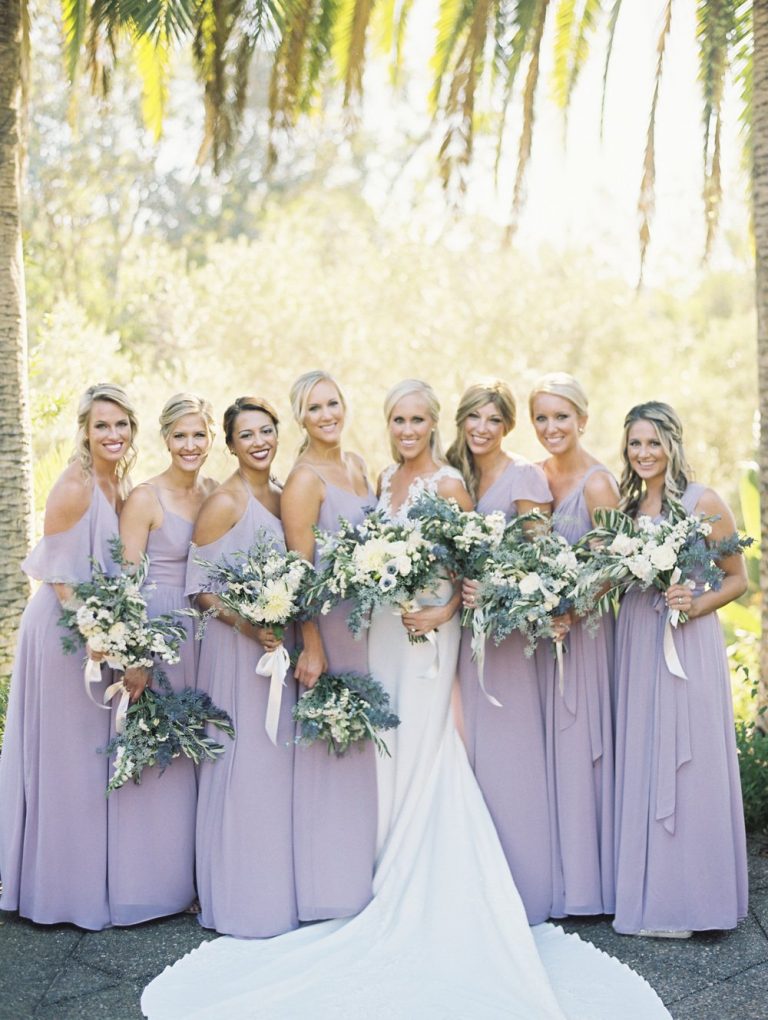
0 0 32 677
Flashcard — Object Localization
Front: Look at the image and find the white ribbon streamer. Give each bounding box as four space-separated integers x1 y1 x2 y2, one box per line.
256 643 290 745
662 610 688 680
555 639 565 697
397 599 440 683
83 657 111 711
103 679 130 734
470 610 502 708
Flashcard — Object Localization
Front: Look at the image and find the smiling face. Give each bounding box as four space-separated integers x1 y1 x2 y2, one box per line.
463 400 507 459
625 418 668 484
303 380 345 447
388 393 434 462
87 400 133 468
166 412 211 474
230 410 278 474
530 393 585 456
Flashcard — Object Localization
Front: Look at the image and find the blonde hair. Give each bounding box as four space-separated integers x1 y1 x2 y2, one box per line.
71 383 138 492
290 370 347 454
447 381 516 499
383 379 446 465
528 372 589 419
619 401 693 516
159 393 216 443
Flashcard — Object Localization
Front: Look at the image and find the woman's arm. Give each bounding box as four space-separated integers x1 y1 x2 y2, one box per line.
281 468 327 687
666 487 748 619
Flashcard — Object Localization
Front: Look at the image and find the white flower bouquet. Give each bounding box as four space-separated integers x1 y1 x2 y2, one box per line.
575 502 751 624
292 667 400 757
307 511 445 641
59 538 188 671
406 489 507 579
102 671 235 794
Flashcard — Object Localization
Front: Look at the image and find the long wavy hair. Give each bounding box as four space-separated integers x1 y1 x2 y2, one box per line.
71 383 138 494
159 393 216 445
290 370 347 455
446 381 516 499
222 396 279 451
528 371 588 419
619 401 693 516
383 379 446 465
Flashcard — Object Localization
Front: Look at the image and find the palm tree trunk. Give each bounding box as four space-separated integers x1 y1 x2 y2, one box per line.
0 0 32 676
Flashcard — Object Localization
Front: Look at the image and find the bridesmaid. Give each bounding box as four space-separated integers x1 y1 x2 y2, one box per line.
283 370 378 921
186 396 298 937
449 381 555 924
613 401 748 936
111 393 217 924
529 372 618 918
0 383 137 929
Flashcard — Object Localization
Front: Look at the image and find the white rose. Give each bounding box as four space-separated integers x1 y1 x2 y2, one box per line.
608 533 639 557
627 556 654 584
518 572 542 596
649 543 677 571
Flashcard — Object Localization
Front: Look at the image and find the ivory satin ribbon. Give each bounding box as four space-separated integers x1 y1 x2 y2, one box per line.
256 643 290 745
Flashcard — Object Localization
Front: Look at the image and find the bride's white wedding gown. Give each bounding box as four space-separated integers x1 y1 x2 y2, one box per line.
142 467 670 1020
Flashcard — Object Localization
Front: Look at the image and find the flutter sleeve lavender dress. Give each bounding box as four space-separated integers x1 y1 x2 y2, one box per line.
0 485 117 930
186 495 298 938
537 464 615 917
108 490 198 924
613 482 748 933
292 475 378 922
457 457 554 924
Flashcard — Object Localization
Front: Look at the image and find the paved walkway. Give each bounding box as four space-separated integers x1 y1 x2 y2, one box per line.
1 836 766 1020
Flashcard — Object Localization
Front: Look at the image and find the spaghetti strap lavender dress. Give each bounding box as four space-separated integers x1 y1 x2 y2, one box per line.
292 477 378 921
458 457 554 924
0 485 116 929
108 496 198 924
537 464 615 917
187 495 298 937
613 482 748 933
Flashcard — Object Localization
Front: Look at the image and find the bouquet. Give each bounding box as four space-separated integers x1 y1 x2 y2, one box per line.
471 516 589 655
195 534 314 744
102 671 235 794
576 502 752 624
292 668 400 757
60 538 187 670
60 537 188 719
406 489 507 579
308 511 445 641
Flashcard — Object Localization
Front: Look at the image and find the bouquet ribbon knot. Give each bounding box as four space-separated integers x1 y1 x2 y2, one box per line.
256 643 291 745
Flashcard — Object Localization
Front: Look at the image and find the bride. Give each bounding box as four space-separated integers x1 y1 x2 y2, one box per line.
142 379 671 1020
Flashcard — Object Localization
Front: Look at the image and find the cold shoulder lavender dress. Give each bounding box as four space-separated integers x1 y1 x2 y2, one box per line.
187 495 299 937
613 482 748 933
108 492 198 924
537 464 615 917
0 485 116 929
292 476 378 921
458 457 554 924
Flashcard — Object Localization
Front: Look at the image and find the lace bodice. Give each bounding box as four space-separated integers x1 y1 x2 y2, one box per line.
377 463 464 522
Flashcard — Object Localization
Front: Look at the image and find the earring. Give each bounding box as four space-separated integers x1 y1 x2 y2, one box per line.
578 427 584 434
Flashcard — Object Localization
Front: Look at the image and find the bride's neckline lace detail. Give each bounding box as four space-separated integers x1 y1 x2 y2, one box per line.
378 463 462 522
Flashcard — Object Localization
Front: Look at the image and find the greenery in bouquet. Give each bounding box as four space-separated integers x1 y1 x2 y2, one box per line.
59 537 187 669
102 670 235 794
406 490 507 579
471 519 589 655
307 511 445 639
575 502 753 623
292 667 400 757
195 532 315 637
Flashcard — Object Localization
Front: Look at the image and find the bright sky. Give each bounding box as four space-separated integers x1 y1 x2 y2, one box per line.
356 1 750 287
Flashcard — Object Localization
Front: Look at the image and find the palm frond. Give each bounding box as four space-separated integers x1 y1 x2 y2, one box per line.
491 0 539 187
135 30 171 139
302 0 338 105
506 0 550 239
115 0 196 43
552 0 576 110
733 2 752 180
332 0 375 106
268 0 315 166
431 0 475 112
637 0 672 284
372 0 413 85
599 0 622 139
61 0 89 79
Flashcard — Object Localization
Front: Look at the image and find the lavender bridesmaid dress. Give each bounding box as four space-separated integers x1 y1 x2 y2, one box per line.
0 485 116 929
458 457 554 924
108 490 197 924
613 482 748 933
187 494 298 937
537 465 615 917
292 475 378 921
